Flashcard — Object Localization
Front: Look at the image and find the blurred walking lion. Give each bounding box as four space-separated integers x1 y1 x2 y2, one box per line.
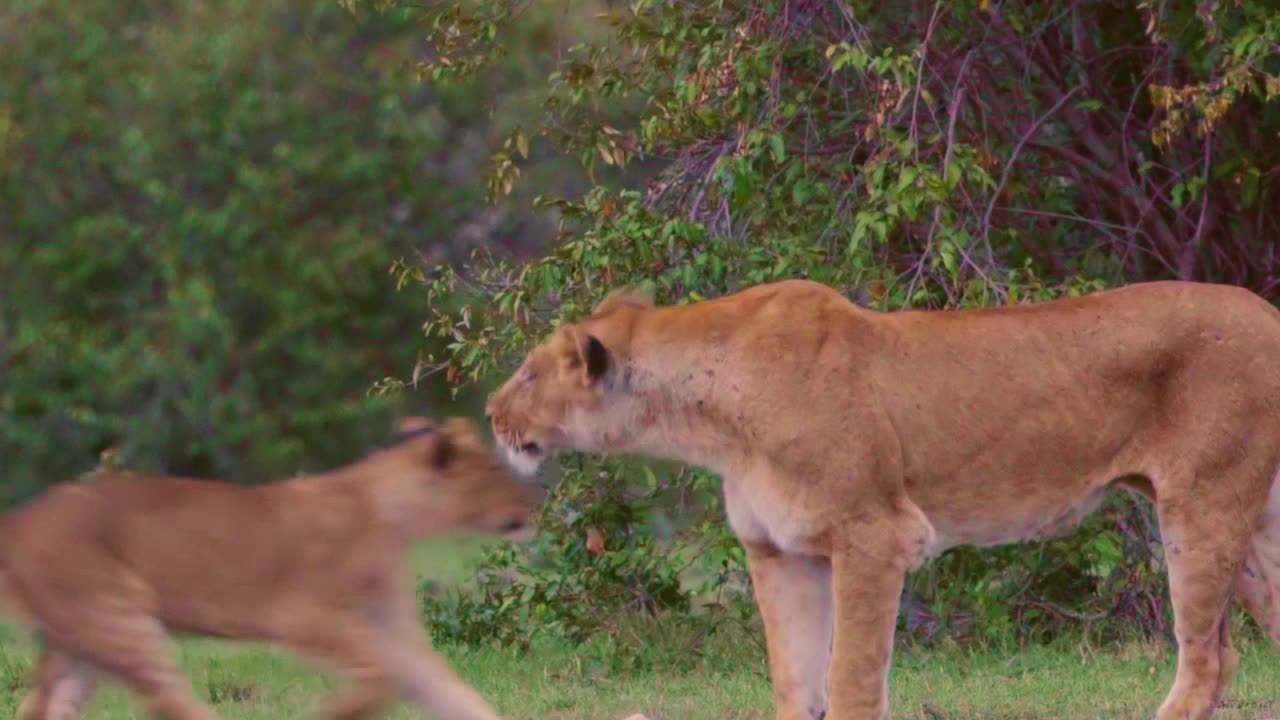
4 416 534 720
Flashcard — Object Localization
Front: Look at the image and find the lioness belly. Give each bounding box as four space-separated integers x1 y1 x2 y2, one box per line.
925 486 1109 550
727 479 1108 560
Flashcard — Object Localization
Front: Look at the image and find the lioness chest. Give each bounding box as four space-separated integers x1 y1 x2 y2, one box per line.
722 467 835 555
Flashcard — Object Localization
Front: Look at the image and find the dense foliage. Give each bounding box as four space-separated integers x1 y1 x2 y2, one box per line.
368 0 1280 652
0 0 517 501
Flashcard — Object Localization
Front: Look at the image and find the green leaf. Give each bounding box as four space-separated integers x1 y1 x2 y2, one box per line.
897 166 919 192
768 133 786 163
792 181 811 206
1241 167 1261 209
940 241 959 277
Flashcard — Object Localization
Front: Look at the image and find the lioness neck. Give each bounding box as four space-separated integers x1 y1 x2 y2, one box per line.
594 300 780 475
581 280 881 476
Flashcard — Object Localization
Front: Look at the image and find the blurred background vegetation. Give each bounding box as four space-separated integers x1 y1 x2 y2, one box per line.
0 0 597 503
2 0 1278 665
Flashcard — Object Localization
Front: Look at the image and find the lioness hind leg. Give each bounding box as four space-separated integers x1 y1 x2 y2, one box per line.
16 646 53 720
1232 543 1280 641
40 609 218 720
743 542 832 720
17 647 98 720
1217 611 1240 694
1156 479 1261 720
1231 470 1280 643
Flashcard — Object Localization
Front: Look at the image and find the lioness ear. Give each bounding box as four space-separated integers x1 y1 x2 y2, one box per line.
561 327 612 385
593 287 654 317
583 334 610 383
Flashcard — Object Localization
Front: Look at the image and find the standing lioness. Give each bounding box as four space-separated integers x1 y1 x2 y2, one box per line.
4 416 534 720
487 279 1280 720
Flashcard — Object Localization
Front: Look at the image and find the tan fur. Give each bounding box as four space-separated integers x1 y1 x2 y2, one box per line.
487 279 1280 720
3 416 534 720
592 288 655 317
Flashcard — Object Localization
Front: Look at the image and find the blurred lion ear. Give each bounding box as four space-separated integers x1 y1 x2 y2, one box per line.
431 432 457 470
396 416 435 439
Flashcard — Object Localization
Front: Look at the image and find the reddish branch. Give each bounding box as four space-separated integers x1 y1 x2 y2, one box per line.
640 0 1279 299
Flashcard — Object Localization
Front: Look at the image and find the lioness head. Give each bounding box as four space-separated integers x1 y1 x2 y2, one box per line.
486 289 655 476
390 416 537 542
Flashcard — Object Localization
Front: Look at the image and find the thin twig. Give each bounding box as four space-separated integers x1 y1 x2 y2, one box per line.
981 84 1083 248
1178 130 1214 280
909 0 946 157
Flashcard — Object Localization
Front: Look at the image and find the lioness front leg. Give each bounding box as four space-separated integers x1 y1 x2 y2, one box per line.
324 676 397 720
386 642 505 720
744 542 833 720
368 587 502 720
377 616 505 720
281 613 398 720
826 511 924 720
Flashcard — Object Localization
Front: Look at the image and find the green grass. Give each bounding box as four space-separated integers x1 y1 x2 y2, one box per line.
2 539 1278 720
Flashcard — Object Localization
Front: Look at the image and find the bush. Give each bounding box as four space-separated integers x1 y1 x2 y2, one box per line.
422 459 729 649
